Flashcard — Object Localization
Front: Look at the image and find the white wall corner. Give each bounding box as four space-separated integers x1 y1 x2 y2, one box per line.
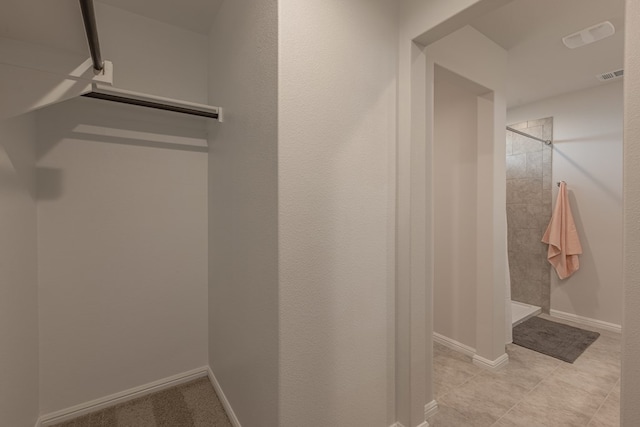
38 367 209 426
433 332 476 357
207 368 242 427
472 353 509 371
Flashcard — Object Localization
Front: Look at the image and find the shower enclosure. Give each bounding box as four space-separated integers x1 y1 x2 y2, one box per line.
506 118 553 324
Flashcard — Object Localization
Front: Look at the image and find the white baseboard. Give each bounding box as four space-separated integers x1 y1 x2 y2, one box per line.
207 367 241 427
392 399 437 427
433 332 476 358
37 366 210 427
389 401 437 427
472 353 509 371
433 332 509 372
550 309 622 334
424 399 438 419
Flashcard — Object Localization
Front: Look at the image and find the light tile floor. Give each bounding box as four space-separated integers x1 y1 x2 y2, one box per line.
428 314 620 427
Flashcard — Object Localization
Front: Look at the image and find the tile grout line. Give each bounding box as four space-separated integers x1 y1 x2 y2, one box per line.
585 374 620 426
431 353 484 419
436 366 481 401
490 361 562 426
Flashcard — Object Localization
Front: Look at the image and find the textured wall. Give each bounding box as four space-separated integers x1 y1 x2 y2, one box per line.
433 66 480 350
424 25 508 364
396 3 501 424
207 0 279 426
279 1 397 425
506 118 552 313
0 113 39 427
37 99 209 414
621 0 640 424
35 7 210 415
396 5 510 420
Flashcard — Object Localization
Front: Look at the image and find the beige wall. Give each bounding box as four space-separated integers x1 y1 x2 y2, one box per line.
425 24 508 364
622 0 640 424
397 2 510 423
33 6 211 415
37 99 209 414
207 0 279 426
0 113 39 427
433 67 480 349
508 82 623 326
279 0 397 425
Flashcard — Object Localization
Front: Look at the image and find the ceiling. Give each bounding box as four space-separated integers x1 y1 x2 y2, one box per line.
0 0 222 57
98 0 223 34
0 0 625 109
470 0 625 108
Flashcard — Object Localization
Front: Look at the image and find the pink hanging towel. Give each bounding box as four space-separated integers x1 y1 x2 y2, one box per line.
542 182 583 279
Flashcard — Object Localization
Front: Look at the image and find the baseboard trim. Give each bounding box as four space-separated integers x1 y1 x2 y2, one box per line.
390 417 432 427
433 332 476 358
550 309 621 334
207 367 242 427
37 366 209 427
472 353 509 371
424 399 438 419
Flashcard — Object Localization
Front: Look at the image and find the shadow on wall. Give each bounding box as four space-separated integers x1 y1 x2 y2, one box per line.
0 114 37 199
553 144 621 204
37 167 64 201
0 145 29 196
35 96 210 201
37 96 209 160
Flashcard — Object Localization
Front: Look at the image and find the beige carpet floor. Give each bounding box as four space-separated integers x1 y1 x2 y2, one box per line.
52 377 233 427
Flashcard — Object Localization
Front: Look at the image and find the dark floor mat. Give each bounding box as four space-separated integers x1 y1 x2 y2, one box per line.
513 316 599 363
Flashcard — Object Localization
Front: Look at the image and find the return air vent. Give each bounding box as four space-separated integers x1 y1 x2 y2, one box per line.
597 69 624 82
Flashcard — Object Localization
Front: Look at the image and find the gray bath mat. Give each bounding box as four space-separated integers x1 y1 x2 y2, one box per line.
512 316 600 363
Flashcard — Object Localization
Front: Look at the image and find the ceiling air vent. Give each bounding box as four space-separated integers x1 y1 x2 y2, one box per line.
597 69 624 82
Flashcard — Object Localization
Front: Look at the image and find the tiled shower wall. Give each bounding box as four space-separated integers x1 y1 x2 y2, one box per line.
506 118 553 313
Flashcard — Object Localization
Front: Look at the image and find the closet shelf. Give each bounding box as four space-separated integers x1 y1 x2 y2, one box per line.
82 84 223 121
79 0 223 121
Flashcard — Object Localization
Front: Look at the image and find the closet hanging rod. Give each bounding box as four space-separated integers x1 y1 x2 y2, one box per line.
78 0 222 120
82 84 221 120
506 126 552 146
79 0 104 73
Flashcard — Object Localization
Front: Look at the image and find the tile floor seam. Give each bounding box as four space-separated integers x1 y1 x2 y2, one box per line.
490 360 562 426
586 375 620 426
432 320 620 426
439 365 483 400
